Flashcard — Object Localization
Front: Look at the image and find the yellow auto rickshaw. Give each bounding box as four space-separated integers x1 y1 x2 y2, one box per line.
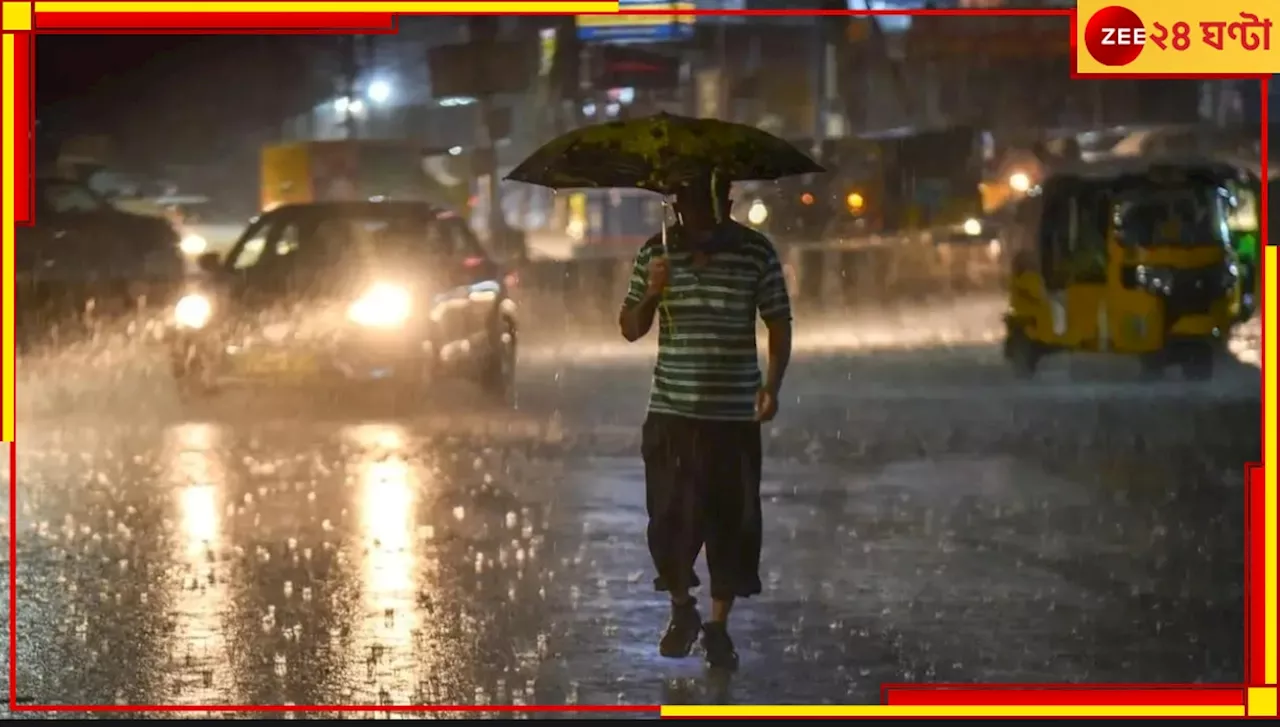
1003 157 1244 381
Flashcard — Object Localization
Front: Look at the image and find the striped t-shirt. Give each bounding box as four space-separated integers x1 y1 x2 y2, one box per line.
623 222 792 422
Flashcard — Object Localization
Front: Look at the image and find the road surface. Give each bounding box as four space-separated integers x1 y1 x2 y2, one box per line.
3 300 1261 714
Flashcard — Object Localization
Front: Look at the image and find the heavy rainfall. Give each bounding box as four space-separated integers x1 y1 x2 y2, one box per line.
8 4 1267 716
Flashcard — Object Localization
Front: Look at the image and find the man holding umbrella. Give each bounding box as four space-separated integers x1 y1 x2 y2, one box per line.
619 173 792 671
505 112 819 671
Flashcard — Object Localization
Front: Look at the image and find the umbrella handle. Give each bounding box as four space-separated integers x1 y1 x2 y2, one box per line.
659 197 674 333
711 168 722 224
661 198 670 253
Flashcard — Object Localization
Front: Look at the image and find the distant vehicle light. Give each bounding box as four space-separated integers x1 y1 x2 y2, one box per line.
747 199 769 225
963 218 983 236
800 193 815 206
1009 172 1031 193
846 192 864 211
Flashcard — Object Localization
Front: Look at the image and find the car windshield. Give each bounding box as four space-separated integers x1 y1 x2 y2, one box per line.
230 207 479 274
312 210 474 260
1112 181 1229 248
164 197 247 225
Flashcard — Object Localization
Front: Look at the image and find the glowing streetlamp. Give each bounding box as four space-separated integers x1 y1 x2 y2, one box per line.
367 80 393 105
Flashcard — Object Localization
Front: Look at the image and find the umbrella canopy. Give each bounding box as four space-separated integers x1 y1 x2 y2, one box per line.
505 112 824 195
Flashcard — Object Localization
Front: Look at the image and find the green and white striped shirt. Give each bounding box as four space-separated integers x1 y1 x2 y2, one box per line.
623 222 792 422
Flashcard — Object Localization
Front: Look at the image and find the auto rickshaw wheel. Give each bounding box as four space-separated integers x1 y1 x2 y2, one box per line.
1004 328 1039 380
1138 354 1166 382
1179 347 1215 381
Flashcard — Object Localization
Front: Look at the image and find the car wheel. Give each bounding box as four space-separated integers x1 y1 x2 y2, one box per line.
172 343 218 401
1138 354 1166 382
479 319 517 404
1179 347 1214 382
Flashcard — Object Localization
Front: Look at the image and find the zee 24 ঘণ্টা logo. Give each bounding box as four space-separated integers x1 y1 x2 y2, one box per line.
1084 5 1273 67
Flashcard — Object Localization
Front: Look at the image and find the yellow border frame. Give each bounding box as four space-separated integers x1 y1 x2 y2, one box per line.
2 29 15 442
0 2 1274 718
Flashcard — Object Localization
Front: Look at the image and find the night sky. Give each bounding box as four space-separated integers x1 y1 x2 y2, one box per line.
38 36 195 107
36 35 333 169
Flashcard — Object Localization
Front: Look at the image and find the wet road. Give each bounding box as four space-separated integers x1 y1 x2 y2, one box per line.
3 302 1261 713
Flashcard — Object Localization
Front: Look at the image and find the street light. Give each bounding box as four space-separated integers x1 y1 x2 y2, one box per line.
367 79 392 105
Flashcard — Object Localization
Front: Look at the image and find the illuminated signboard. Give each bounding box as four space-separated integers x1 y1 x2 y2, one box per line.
576 0 696 43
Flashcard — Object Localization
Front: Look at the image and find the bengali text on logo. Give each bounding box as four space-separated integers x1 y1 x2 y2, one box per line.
1076 0 1279 75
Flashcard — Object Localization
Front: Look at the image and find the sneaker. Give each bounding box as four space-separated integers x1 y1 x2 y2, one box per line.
701 621 739 671
659 599 702 658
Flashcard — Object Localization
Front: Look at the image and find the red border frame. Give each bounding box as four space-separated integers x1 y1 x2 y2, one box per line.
3 3 1271 717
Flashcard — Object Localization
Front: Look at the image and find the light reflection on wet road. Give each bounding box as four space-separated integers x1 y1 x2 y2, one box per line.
2 314 1260 714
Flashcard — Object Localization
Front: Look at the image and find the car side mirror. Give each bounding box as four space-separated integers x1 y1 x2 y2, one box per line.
196 252 222 274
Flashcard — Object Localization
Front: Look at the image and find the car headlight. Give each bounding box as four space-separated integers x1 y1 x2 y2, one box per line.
347 282 412 328
962 218 982 236
179 233 208 256
174 293 213 329
747 199 768 226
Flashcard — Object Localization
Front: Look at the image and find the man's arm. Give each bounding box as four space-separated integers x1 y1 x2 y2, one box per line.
756 244 793 394
621 294 663 342
619 244 660 342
